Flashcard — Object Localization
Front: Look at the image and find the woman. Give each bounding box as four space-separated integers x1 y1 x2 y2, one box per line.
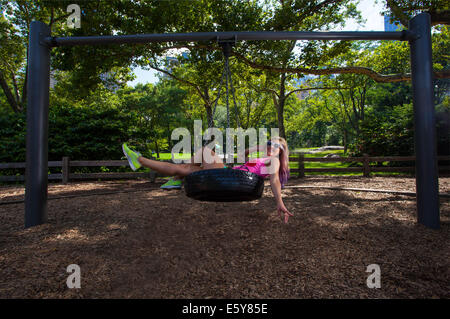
122 137 293 223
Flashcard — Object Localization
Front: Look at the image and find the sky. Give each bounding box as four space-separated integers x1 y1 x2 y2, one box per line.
127 0 386 87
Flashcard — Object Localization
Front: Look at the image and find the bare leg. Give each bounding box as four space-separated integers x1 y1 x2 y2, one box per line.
198 146 225 169
138 156 201 177
174 146 224 169
137 147 224 178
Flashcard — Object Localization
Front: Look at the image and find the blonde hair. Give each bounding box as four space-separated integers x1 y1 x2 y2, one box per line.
272 137 290 188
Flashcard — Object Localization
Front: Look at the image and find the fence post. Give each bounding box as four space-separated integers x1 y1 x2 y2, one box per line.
62 157 70 184
298 153 305 178
363 153 370 177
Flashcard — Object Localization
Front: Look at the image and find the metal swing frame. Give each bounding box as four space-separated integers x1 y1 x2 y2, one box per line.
25 13 440 229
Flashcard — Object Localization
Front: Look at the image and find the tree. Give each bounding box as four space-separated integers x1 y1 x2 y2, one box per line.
0 0 77 112
0 13 26 112
230 1 449 83
3 0 448 136
232 0 360 138
139 0 265 128
383 0 450 27
118 80 188 157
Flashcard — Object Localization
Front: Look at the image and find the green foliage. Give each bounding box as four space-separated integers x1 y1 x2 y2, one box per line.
435 97 450 157
118 79 189 155
366 82 413 112
348 102 450 161
0 104 152 163
347 104 415 158
0 110 26 162
0 12 26 113
48 104 143 161
381 0 449 27
0 0 448 168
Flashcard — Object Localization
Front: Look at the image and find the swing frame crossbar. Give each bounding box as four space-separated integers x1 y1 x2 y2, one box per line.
25 13 441 229
44 30 416 47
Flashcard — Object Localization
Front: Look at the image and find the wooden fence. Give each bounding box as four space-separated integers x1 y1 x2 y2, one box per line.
0 157 158 183
289 153 450 177
1 154 450 183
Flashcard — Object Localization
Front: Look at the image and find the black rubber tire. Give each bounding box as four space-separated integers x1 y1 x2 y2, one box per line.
184 168 265 202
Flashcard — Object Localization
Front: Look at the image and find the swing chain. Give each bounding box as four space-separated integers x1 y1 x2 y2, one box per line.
209 40 240 129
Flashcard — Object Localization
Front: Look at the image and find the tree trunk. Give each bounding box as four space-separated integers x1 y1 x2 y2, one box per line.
167 122 171 150
276 73 287 139
154 140 160 159
349 89 360 135
203 87 214 127
0 70 20 113
343 129 348 154
276 99 286 139
205 104 214 127
22 57 28 108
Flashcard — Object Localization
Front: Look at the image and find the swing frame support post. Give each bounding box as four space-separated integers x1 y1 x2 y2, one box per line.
409 13 440 229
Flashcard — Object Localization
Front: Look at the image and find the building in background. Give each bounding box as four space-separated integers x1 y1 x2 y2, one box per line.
164 52 190 78
384 15 401 31
99 72 120 92
49 68 57 89
292 75 320 100
49 67 120 92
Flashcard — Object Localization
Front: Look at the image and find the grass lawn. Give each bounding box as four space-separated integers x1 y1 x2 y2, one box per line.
289 149 363 176
154 153 192 161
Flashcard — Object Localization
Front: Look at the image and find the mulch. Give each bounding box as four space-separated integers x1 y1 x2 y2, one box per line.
0 175 449 298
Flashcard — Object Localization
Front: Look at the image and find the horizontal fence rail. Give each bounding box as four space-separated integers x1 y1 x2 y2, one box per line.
0 158 163 183
289 153 450 178
1 154 450 183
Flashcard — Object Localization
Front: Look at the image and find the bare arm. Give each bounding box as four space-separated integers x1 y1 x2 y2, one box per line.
268 157 293 223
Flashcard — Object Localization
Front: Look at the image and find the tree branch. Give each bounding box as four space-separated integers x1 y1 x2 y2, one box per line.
147 63 207 102
338 89 356 130
51 12 76 25
250 85 280 98
0 70 20 113
386 0 410 27
386 0 450 26
429 10 450 25
10 72 22 110
145 43 450 83
232 51 450 83
323 97 338 123
49 6 54 28
285 86 349 99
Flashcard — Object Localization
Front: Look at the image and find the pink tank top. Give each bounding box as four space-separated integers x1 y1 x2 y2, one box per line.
232 157 271 178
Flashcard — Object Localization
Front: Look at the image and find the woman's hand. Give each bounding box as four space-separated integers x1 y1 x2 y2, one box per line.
277 202 293 224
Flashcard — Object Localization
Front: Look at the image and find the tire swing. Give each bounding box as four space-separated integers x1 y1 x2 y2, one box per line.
184 41 265 202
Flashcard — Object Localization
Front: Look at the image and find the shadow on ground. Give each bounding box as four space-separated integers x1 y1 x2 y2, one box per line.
0 177 448 298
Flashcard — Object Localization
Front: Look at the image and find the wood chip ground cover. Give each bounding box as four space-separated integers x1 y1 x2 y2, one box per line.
0 176 448 298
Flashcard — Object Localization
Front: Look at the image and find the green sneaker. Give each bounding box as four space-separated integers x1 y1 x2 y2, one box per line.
122 143 142 171
160 179 182 189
